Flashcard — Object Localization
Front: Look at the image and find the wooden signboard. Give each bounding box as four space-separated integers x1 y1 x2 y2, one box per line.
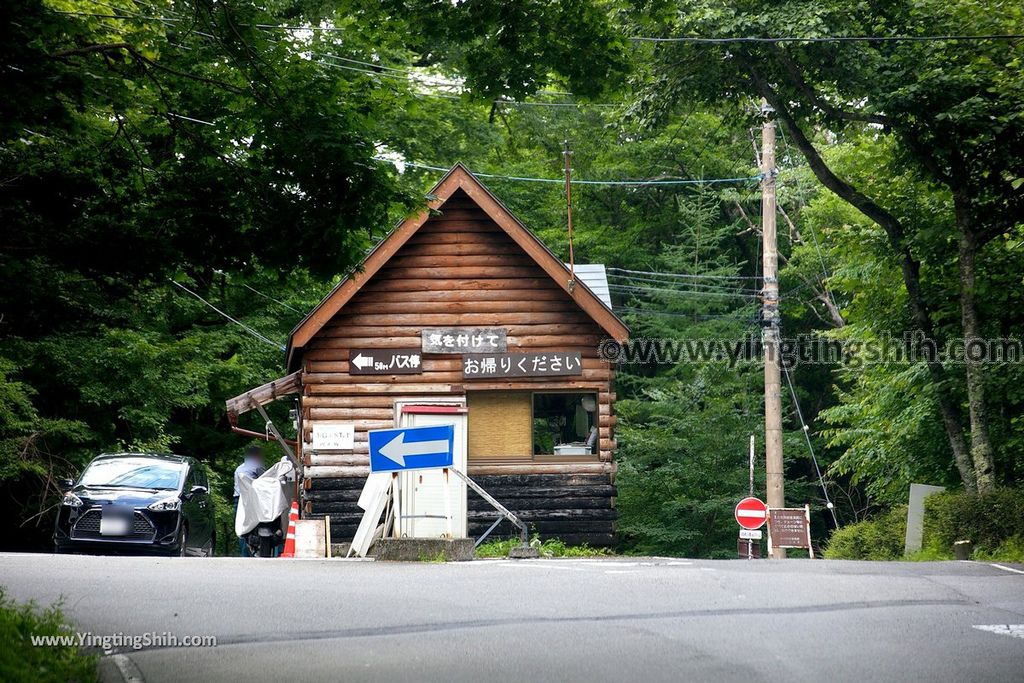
348 349 422 375
462 352 583 379
422 328 506 354
767 505 814 558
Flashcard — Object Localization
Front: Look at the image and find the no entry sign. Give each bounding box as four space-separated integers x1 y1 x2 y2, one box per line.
734 497 768 530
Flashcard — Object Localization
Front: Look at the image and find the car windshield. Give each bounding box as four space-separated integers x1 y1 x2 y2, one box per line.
79 457 184 490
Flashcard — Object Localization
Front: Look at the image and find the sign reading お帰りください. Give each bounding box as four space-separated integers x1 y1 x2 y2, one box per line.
462 352 583 378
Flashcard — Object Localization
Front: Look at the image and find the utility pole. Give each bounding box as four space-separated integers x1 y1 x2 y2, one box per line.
563 140 576 292
760 102 785 557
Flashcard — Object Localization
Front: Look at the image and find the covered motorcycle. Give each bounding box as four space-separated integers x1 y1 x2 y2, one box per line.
235 458 295 557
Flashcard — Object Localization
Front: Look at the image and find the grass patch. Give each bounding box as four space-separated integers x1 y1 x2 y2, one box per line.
475 536 613 558
417 551 448 563
0 587 97 683
973 536 1024 564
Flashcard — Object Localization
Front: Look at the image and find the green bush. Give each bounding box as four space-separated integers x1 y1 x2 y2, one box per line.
824 487 1024 561
823 507 907 560
0 587 97 683
923 488 1024 553
973 536 1024 563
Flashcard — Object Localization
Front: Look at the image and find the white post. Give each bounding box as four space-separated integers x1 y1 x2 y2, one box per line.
748 434 755 498
443 467 453 539
392 473 401 538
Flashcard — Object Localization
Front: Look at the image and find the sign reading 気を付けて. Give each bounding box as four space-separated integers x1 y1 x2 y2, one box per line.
421 328 506 354
462 352 583 378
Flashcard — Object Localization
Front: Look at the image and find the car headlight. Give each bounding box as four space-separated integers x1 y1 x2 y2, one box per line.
148 497 181 512
62 492 83 508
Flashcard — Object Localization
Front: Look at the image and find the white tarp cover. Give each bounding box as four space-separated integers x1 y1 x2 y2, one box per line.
235 458 295 537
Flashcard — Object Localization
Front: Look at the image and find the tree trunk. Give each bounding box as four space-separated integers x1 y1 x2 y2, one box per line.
955 199 996 491
743 64 977 490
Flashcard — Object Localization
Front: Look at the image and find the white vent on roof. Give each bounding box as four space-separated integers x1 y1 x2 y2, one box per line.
565 263 613 311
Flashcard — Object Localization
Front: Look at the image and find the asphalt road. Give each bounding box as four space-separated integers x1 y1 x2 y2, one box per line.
2 553 1022 682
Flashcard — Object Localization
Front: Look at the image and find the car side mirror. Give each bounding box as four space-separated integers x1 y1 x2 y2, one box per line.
183 485 208 500
60 477 74 489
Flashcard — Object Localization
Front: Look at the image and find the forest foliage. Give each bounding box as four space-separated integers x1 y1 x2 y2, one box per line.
1 0 1022 555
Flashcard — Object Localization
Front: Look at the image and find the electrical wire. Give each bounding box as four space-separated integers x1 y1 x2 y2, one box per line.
618 306 759 322
168 280 285 351
239 283 303 315
780 361 839 527
608 267 760 281
608 274 762 295
380 158 762 186
60 7 624 110
630 34 1024 44
608 283 758 300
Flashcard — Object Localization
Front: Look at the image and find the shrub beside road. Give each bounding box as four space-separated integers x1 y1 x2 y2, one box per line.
824 487 1024 562
0 587 97 683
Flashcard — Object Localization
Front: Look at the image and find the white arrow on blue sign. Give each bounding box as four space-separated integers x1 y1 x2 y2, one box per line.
368 424 455 473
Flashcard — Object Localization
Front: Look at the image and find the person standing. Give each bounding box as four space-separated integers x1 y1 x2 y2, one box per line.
233 446 265 556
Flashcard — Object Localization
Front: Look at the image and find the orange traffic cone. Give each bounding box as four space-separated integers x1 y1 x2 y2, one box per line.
280 501 299 558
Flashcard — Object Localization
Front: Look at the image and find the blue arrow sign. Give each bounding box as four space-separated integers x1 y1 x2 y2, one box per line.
368 425 455 473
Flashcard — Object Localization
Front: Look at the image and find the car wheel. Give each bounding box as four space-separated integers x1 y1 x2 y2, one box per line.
178 526 188 557
207 533 215 558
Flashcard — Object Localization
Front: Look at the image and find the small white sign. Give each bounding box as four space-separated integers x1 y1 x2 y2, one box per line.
310 423 355 450
739 529 763 540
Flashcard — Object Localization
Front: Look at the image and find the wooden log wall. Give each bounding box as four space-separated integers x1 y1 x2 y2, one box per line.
305 472 617 547
298 188 618 543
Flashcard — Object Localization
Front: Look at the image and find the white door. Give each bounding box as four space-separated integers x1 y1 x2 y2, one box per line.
397 407 468 539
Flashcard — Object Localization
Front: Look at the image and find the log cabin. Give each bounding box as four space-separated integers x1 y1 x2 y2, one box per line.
226 163 629 547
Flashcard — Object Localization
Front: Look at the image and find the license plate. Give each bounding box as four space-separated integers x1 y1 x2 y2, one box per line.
100 508 131 536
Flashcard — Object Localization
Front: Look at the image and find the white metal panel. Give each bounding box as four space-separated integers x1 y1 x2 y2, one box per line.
348 472 393 557
396 406 468 539
565 263 613 310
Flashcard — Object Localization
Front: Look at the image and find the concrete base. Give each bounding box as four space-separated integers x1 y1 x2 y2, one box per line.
507 545 541 559
374 538 475 562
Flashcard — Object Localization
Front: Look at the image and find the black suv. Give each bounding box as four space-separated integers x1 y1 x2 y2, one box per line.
54 453 215 556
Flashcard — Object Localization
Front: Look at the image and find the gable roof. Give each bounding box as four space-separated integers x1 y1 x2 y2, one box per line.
286 162 629 369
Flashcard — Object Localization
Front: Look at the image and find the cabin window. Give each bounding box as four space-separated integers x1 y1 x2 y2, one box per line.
467 392 533 460
532 393 599 456
467 391 600 460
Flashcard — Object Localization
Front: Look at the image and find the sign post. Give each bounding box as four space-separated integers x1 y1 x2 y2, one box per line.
367 425 455 473
766 505 814 558
734 496 767 560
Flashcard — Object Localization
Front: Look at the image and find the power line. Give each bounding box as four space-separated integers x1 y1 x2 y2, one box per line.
780 361 839 528
618 306 759 322
607 267 760 281
314 56 623 109
630 34 1024 44
167 279 285 351
608 283 758 300
240 283 303 315
167 112 215 126
608 274 762 295
380 158 762 186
